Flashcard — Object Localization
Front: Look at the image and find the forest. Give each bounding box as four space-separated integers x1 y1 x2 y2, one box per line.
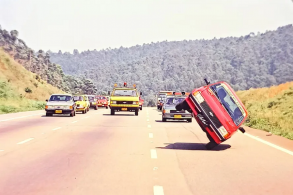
0 25 97 95
50 25 293 105
1 24 293 106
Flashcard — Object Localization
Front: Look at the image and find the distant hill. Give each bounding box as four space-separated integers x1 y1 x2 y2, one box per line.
237 81 293 140
0 49 63 114
50 24 293 105
0 26 97 95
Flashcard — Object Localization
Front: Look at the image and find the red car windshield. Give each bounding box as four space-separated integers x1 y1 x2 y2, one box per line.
210 83 246 126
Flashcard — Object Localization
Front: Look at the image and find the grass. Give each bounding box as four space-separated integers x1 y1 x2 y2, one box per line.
237 82 293 140
0 48 64 114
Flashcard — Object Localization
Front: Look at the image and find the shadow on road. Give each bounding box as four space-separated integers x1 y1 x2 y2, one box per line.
103 114 136 116
156 142 231 151
41 115 72 117
155 120 189 123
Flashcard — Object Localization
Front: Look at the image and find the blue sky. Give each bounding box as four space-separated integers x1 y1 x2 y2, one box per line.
0 0 292 52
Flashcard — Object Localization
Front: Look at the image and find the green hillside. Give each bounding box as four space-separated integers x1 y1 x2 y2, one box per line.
237 82 293 140
0 49 63 114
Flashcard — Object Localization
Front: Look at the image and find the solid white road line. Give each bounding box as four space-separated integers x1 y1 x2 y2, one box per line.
0 113 42 122
17 138 34 145
243 132 293 156
153 186 164 195
149 133 153 138
71 121 78 123
151 149 157 159
52 127 61 131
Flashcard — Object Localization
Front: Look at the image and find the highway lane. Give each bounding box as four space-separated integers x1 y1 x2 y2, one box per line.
0 108 293 195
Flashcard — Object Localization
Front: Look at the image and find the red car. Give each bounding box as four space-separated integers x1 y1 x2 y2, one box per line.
96 96 109 109
139 97 144 110
176 79 248 149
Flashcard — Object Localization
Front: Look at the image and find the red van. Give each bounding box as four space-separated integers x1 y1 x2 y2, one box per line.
176 79 247 149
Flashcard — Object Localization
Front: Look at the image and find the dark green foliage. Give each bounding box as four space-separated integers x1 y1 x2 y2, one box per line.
0 26 95 95
25 87 32 93
49 25 293 104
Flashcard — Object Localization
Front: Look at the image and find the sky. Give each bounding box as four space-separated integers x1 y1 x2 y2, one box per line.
0 0 293 53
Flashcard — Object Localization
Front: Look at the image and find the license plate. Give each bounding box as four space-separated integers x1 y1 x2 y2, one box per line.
174 115 181 118
121 108 127 111
55 110 62 114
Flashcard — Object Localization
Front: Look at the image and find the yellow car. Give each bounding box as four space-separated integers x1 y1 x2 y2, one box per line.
109 83 142 116
73 95 90 114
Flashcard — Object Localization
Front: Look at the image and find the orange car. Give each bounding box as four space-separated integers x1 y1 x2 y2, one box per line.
96 96 109 109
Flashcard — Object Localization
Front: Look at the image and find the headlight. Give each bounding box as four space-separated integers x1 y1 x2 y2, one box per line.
218 126 229 138
111 101 116 104
163 109 169 113
194 92 204 103
133 101 139 105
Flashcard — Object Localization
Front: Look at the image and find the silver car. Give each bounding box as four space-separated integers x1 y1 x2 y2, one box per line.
162 96 192 122
45 94 76 117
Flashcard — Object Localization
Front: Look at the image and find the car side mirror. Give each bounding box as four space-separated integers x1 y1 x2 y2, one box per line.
140 92 142 95
46 99 48 102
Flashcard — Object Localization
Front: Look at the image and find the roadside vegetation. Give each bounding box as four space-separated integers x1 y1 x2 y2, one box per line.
0 49 63 114
237 82 293 140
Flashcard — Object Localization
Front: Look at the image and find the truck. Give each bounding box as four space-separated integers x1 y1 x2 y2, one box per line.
156 91 173 110
176 79 248 149
108 82 142 116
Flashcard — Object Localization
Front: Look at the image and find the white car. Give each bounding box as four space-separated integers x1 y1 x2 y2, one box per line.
45 94 76 117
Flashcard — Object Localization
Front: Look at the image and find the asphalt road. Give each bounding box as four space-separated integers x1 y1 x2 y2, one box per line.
0 107 293 195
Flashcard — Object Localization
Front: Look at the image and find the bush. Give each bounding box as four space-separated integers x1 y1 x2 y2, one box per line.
25 87 32 93
0 105 17 113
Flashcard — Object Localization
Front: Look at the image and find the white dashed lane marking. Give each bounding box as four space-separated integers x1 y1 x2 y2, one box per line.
71 121 78 123
17 138 34 145
148 125 151 128
149 133 153 138
151 149 157 159
0 150 4 152
153 186 164 195
52 127 61 131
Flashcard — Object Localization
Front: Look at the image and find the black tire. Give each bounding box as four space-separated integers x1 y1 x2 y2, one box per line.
106 106 108 109
70 111 75 117
135 109 139 116
140 106 142 110
111 109 115 115
205 141 219 150
94 106 98 110
82 110 86 114
162 117 166 122
187 118 192 122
